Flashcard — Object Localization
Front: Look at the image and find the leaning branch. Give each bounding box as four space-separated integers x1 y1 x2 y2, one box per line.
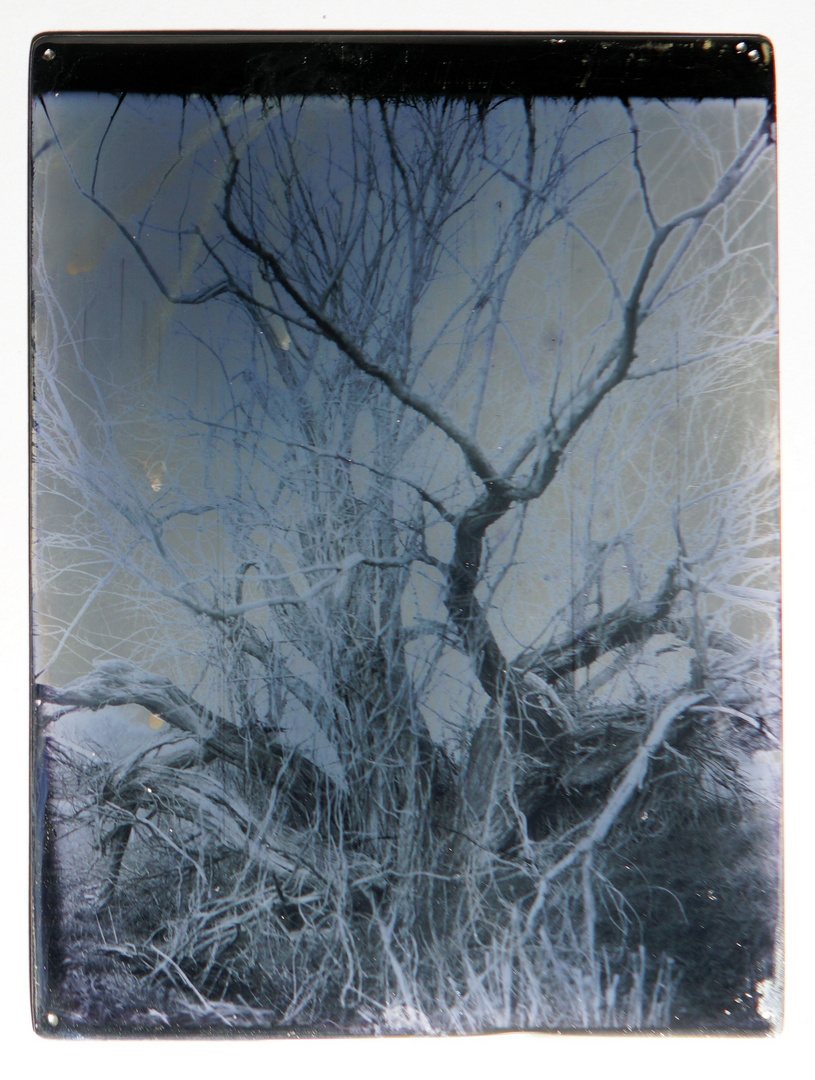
515 565 682 681
35 660 334 824
524 691 706 927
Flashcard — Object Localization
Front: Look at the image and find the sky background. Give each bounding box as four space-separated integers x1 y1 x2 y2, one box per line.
4 2 815 1076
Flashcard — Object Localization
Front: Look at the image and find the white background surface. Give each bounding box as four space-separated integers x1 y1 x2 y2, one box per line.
2 3 812 1076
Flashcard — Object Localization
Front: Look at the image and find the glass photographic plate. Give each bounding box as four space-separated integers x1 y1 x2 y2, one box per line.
30 34 781 1036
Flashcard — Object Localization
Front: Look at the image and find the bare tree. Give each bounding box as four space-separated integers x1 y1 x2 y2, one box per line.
32 92 779 1031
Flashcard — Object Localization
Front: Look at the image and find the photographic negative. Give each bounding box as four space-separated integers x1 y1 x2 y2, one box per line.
30 35 781 1035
